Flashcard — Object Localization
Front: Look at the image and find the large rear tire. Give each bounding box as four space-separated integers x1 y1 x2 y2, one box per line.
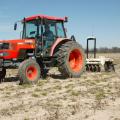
55 41 85 78
18 59 41 84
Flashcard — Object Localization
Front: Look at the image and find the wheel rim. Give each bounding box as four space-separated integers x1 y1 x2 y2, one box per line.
26 65 37 81
69 49 83 72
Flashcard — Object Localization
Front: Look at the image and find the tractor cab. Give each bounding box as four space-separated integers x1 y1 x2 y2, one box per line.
18 15 67 56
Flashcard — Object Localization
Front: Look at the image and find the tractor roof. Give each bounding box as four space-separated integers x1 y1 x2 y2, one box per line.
25 14 67 21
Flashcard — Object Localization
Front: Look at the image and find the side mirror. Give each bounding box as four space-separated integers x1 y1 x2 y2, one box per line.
14 23 17 30
65 17 68 22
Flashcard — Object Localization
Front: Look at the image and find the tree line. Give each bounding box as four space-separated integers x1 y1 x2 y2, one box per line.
85 47 120 53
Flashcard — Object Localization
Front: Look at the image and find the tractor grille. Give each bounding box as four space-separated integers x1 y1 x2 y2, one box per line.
0 43 9 50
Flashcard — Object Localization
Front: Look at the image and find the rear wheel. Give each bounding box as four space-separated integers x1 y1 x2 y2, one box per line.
55 41 85 78
18 59 41 84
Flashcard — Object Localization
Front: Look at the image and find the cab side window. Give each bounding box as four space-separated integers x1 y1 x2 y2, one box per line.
56 22 65 38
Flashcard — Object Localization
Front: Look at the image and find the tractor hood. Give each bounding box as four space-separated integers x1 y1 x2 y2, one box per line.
0 39 35 50
0 39 35 44
0 39 35 59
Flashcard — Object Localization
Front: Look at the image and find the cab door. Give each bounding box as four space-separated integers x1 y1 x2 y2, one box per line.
42 20 57 56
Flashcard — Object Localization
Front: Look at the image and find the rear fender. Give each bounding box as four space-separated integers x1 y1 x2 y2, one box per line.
50 38 71 56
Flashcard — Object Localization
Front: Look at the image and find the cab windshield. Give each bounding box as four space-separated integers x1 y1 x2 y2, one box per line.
22 20 40 39
22 19 66 39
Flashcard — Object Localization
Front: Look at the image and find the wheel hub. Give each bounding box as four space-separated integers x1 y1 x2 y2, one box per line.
69 49 83 72
26 66 37 81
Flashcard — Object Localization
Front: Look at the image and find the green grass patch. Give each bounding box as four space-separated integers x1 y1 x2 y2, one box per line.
95 89 106 100
41 92 47 96
37 80 48 87
53 85 62 90
71 91 80 96
32 93 39 98
18 84 32 89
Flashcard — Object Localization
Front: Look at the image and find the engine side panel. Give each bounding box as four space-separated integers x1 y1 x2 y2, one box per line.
0 39 35 59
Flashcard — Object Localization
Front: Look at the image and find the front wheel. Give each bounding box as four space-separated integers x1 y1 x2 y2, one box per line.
18 59 41 84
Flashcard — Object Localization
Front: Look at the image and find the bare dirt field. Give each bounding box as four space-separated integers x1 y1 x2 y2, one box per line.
0 53 120 120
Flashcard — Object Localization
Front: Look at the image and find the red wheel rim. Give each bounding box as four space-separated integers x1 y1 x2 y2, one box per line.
26 65 37 81
69 49 83 72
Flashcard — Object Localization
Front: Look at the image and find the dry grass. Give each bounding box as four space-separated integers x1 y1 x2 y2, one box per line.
0 53 119 120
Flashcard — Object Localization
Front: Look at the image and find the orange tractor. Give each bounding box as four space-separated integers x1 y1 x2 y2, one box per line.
0 14 85 84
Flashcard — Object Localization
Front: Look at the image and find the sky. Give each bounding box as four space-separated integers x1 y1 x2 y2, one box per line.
0 0 120 48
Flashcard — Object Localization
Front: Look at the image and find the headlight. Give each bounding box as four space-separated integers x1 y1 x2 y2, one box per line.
0 53 4 56
0 52 9 56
